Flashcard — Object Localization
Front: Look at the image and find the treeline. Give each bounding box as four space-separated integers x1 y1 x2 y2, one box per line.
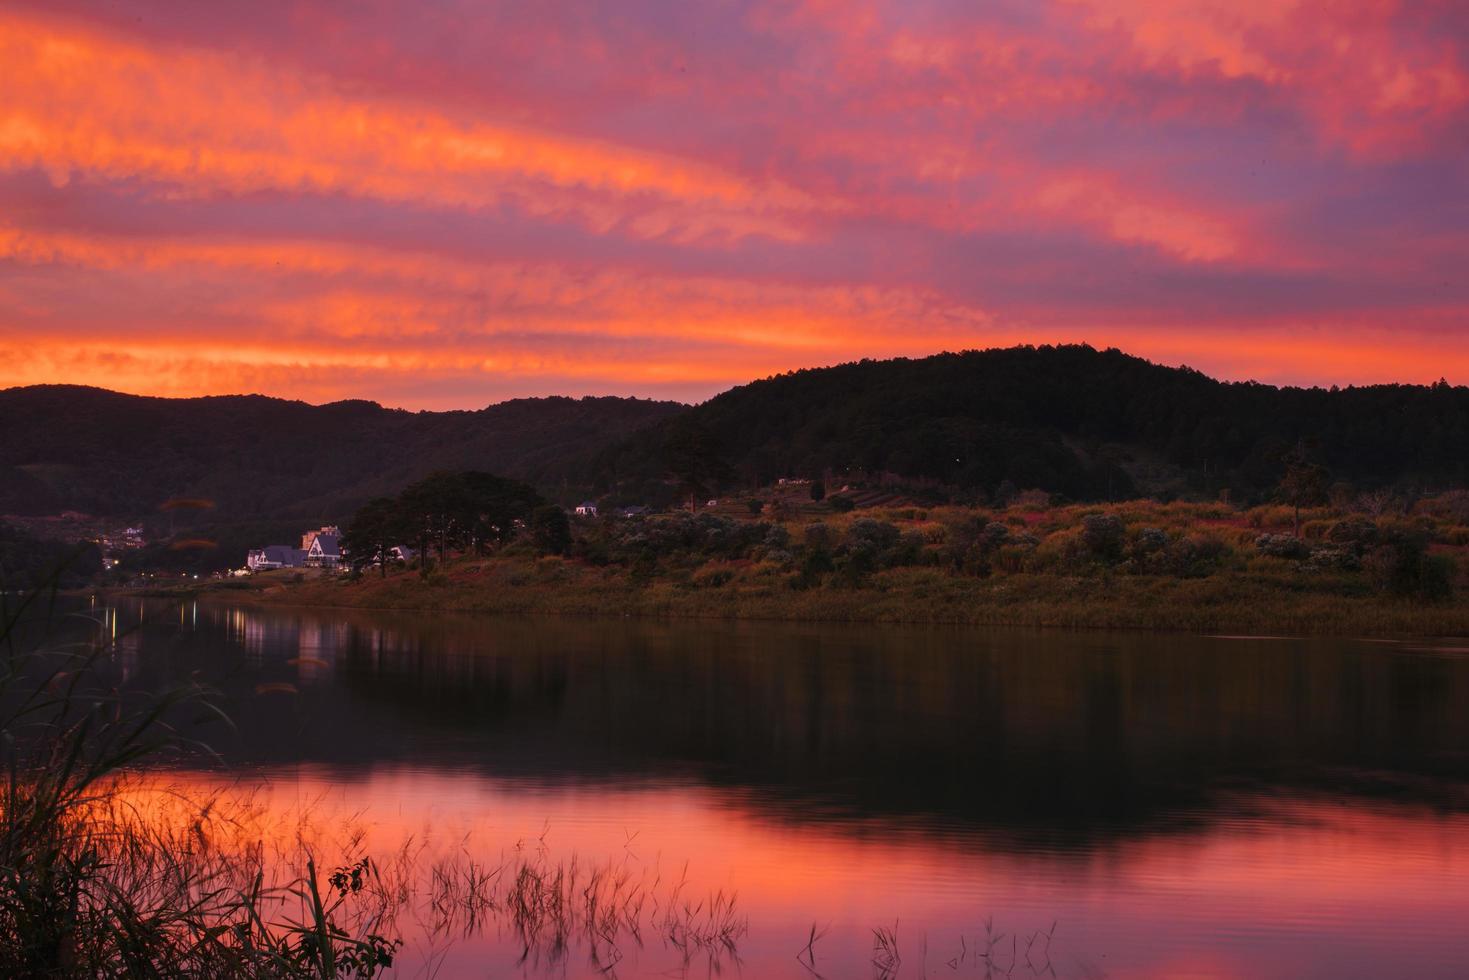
594 345 1469 505
0 524 103 591
342 471 560 577
0 387 681 521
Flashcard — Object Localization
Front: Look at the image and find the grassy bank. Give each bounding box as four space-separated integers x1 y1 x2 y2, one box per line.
170 498 1469 636
210 564 1466 635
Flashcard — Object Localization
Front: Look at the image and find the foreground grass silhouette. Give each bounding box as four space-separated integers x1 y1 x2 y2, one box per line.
0 567 399 978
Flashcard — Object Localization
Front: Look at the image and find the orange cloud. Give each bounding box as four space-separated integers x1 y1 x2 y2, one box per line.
0 10 818 244
0 1 1464 404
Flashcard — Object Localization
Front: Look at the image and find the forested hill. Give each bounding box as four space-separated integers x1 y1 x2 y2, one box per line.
5 346 1467 525
594 345 1469 503
0 386 683 520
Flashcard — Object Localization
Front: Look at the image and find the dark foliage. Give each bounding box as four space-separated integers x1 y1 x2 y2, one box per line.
387 471 544 575
595 345 1469 502
0 524 103 590
342 498 406 577
530 505 572 556
0 386 682 522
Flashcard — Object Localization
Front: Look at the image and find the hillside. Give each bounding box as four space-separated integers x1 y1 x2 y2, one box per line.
0 386 683 521
595 346 1469 504
5 345 1467 532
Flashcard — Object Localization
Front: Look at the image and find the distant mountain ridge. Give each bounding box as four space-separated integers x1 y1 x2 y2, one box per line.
0 385 684 520
593 345 1469 503
4 346 1467 527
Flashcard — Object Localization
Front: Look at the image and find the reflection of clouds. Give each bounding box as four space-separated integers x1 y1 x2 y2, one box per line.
294 620 346 684
108 766 1469 980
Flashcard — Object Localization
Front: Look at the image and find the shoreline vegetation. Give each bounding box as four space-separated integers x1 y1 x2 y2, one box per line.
167 497 1467 636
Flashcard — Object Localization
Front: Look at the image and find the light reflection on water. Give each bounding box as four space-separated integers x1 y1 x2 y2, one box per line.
72 601 1469 977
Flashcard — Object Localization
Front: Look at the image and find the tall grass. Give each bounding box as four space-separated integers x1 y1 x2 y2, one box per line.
0 566 399 978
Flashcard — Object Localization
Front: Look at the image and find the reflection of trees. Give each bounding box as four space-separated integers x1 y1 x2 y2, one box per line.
100 601 1469 846
318 612 1469 839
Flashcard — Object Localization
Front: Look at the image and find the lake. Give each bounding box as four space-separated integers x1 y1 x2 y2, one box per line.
76 599 1469 977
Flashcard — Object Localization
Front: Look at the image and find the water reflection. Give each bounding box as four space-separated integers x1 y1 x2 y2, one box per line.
59 601 1469 976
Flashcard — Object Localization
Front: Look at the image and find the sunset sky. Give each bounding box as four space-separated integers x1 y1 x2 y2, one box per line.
2 0 1466 409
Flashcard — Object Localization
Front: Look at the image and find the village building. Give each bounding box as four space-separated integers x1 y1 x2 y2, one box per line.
300 525 341 552
305 531 343 568
574 501 599 516
246 545 307 571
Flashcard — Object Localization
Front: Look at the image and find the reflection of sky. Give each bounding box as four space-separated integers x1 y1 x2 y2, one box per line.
4 2 1468 406
120 767 1469 980
75 599 1469 976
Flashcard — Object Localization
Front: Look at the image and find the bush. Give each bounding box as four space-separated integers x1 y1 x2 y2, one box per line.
1303 546 1360 572
690 562 736 588
803 522 833 550
1013 489 1052 510
1326 517 1378 551
846 518 901 553
829 496 855 513
530 504 572 556
1256 534 1310 560
1081 514 1125 563
792 548 834 590
1364 536 1455 601
1416 490 1469 523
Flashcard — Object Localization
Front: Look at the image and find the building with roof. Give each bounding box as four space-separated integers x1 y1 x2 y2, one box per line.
305 532 343 568
246 545 308 572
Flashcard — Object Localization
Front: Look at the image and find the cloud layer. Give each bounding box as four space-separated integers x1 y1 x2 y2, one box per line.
2 0 1466 407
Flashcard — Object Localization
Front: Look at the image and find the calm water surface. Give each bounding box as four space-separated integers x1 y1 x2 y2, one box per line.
85 600 1469 977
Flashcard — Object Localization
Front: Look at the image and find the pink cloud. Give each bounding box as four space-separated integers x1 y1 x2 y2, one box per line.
1 0 1465 406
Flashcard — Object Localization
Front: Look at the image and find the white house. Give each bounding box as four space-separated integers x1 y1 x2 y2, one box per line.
305 532 343 569
247 545 307 571
574 501 599 517
301 525 341 552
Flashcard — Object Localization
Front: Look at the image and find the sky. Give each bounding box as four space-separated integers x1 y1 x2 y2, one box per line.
2 0 1467 409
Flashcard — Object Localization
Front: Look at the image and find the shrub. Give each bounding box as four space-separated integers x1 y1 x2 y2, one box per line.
887 530 927 567
1013 489 1052 510
1081 514 1125 563
1416 490 1469 523
530 504 572 556
792 547 834 590
764 524 791 550
1256 534 1310 560
919 523 948 545
690 562 736 588
1364 536 1455 601
1326 517 1378 551
1303 546 1360 572
803 522 833 551
1301 519 1333 541
846 518 901 553
829 495 856 513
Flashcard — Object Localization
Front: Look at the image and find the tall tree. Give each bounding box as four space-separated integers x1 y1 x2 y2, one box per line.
530 504 572 556
1278 444 1330 537
341 496 403 578
394 470 545 576
662 420 733 512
